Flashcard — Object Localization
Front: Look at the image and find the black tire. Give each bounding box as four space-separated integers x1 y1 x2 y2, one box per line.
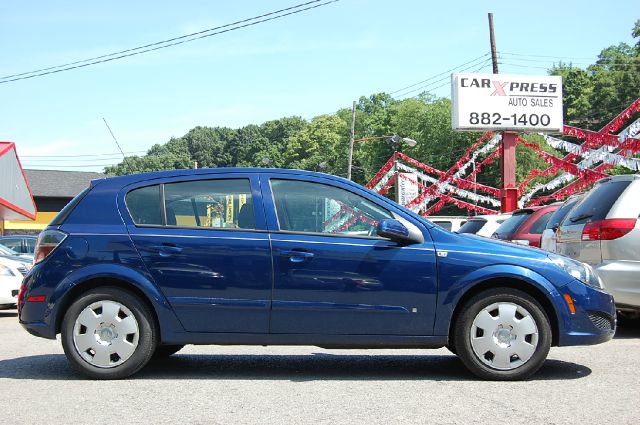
153 344 184 358
453 287 552 381
61 287 157 379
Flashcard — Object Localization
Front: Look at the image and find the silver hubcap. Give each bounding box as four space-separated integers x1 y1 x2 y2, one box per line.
470 302 539 370
72 300 139 368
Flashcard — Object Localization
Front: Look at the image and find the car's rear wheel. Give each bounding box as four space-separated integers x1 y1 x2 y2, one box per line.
453 287 551 380
61 287 157 379
153 344 184 358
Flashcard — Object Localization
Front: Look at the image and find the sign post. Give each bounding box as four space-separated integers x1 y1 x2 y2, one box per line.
452 73 564 212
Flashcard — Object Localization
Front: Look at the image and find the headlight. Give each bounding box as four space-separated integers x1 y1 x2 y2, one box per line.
548 254 602 289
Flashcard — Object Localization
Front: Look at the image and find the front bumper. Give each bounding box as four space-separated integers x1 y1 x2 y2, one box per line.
0 277 21 306
557 278 616 347
594 260 640 310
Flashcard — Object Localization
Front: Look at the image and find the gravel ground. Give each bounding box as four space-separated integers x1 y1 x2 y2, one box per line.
1 309 638 424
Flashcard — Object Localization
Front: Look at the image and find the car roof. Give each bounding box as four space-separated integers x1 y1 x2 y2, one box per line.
92 168 346 188
596 174 640 183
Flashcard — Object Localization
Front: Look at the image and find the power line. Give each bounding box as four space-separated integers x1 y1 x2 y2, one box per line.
500 51 599 61
498 55 640 69
389 53 491 95
20 150 147 158
394 59 493 99
0 0 340 84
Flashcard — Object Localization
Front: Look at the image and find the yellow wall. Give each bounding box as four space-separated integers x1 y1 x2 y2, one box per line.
3 211 57 232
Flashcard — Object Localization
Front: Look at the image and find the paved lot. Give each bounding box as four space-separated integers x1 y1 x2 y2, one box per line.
0 309 638 424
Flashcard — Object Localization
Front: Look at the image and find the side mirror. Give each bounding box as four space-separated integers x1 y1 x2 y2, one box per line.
376 219 422 244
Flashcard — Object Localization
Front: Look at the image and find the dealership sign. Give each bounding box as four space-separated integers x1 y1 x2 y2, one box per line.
452 73 563 133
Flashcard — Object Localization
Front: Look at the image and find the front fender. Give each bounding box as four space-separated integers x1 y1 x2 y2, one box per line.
47 264 184 340
433 264 568 337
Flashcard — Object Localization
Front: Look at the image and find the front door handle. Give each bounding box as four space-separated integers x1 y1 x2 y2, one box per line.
280 250 314 263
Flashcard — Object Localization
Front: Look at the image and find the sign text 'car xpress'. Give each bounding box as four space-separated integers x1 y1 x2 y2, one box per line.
451 73 563 132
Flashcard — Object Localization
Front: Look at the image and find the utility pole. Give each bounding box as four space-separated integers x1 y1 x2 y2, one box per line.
488 12 518 213
347 100 356 180
488 13 499 74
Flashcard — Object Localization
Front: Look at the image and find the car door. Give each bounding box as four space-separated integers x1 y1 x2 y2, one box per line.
122 173 272 333
260 174 438 336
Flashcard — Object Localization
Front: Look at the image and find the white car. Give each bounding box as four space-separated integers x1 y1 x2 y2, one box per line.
426 216 468 232
0 256 28 309
458 214 512 237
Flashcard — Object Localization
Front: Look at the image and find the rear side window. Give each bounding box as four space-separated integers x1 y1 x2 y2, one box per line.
126 185 162 225
529 211 554 234
458 219 487 234
494 212 531 237
433 221 452 231
564 181 630 225
50 187 91 226
164 179 254 229
546 198 581 230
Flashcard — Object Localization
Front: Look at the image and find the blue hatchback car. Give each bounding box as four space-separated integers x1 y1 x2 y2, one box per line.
19 168 615 380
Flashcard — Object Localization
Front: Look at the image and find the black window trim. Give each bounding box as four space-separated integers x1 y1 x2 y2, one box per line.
125 177 258 232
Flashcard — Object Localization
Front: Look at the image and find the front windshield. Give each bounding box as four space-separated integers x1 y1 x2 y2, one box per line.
0 243 19 255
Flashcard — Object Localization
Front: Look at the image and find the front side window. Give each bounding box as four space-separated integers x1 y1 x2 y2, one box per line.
164 179 255 229
270 179 391 236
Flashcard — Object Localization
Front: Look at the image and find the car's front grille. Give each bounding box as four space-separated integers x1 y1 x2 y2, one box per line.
16 266 28 276
588 311 614 331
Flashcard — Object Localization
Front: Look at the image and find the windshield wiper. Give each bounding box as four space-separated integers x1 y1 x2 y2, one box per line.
570 213 593 223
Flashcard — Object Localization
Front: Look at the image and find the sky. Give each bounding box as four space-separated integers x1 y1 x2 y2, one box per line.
1 0 637 172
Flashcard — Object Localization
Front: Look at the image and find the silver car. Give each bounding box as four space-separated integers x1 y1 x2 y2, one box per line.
540 194 584 253
556 175 640 316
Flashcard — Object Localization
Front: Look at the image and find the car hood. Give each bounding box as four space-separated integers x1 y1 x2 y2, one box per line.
432 228 549 262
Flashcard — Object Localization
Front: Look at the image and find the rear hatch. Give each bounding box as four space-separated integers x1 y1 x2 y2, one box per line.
556 178 633 265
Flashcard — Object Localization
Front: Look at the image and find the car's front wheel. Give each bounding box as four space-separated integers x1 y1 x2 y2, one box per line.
61 287 157 379
453 287 552 380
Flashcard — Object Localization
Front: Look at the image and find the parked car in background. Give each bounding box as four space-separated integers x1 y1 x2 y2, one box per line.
540 194 584 253
492 204 559 247
0 235 37 255
19 168 615 380
458 214 512 237
0 256 28 309
0 243 34 262
426 216 467 232
556 175 640 316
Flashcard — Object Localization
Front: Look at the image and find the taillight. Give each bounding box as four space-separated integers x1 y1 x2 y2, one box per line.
582 219 637 241
34 229 68 264
17 282 25 311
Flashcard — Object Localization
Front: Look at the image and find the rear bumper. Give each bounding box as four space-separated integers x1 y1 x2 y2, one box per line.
557 278 616 347
594 260 640 309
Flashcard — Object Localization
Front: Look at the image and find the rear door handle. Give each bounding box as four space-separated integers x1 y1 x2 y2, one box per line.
280 250 314 263
151 244 183 257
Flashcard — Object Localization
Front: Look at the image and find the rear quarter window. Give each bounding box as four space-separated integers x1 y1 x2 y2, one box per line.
50 187 91 226
126 185 162 225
